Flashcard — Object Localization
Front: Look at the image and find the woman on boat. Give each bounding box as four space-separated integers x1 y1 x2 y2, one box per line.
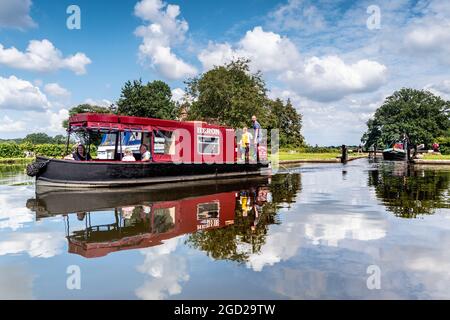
65 144 92 161
122 149 136 162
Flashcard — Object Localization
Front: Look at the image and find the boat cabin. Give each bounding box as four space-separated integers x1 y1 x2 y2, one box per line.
68 113 243 164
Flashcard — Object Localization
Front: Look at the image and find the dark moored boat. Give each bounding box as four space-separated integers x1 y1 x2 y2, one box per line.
383 141 407 161
28 113 270 188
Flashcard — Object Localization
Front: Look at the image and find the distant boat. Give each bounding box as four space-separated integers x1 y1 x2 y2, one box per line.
383 141 407 161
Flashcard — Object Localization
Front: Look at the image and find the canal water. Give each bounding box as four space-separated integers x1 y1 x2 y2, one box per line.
0 159 449 299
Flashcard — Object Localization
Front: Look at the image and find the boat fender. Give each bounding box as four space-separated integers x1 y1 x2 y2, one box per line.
26 160 50 177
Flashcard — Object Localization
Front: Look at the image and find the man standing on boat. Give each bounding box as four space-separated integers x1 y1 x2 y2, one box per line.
251 115 261 162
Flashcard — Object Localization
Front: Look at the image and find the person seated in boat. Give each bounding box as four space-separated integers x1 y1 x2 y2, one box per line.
140 144 151 162
64 144 92 161
122 148 136 162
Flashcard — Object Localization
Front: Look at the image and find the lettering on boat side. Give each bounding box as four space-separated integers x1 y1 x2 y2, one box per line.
197 127 220 136
174 304 276 317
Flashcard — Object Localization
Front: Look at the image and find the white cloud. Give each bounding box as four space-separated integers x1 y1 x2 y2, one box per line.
198 42 236 71
0 39 91 75
44 83 71 98
267 0 326 32
239 27 301 73
282 56 387 102
0 75 50 111
135 237 189 300
171 88 185 103
425 80 450 100
0 0 36 30
404 23 450 63
134 0 197 80
199 27 300 73
46 109 69 133
0 116 26 132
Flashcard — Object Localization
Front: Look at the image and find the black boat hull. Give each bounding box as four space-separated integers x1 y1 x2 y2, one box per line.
35 157 270 188
382 151 407 161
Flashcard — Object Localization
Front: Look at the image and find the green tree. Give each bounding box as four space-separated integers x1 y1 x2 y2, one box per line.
117 79 176 119
185 58 269 128
24 133 53 144
53 135 66 144
270 98 305 147
362 88 450 148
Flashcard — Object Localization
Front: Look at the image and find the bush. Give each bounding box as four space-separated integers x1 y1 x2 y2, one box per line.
436 136 450 155
0 143 23 158
33 144 66 157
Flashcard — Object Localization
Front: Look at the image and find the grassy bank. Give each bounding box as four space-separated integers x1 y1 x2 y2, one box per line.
0 158 34 165
422 154 450 160
274 151 367 162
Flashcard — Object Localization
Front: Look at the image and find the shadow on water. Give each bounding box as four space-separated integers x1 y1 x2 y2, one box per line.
368 161 450 218
26 174 302 260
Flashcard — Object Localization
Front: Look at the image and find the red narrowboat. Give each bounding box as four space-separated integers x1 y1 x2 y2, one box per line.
28 113 270 188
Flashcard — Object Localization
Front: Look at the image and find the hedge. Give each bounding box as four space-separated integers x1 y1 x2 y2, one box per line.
436 136 450 155
0 143 22 158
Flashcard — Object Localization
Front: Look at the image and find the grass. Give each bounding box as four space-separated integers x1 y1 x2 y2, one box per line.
422 154 450 160
0 158 34 165
273 151 367 162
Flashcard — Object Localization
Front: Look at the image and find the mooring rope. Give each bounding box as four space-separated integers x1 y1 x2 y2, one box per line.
26 160 50 177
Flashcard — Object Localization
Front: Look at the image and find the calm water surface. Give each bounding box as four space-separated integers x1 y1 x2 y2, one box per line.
0 159 449 299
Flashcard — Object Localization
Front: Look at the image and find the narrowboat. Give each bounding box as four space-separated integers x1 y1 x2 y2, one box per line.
27 113 270 188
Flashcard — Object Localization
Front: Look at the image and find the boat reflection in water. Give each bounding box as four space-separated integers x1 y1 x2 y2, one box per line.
26 176 301 259
368 162 450 218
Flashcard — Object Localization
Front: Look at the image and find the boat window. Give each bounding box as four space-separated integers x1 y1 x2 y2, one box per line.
197 201 220 230
153 207 175 234
100 133 116 147
197 135 220 155
153 130 176 155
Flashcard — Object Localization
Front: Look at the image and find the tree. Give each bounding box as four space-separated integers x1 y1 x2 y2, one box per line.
362 88 450 148
53 135 67 144
117 79 176 119
185 58 269 128
24 133 53 144
270 98 305 147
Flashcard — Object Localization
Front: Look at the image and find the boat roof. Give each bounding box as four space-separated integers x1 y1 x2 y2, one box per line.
68 113 231 131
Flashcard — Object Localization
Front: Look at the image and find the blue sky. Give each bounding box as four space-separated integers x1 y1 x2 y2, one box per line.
0 0 449 145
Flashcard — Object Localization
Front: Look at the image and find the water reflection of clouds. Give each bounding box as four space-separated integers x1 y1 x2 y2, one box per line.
135 236 189 300
0 230 65 258
0 185 66 258
0 185 35 230
246 168 388 272
244 164 450 299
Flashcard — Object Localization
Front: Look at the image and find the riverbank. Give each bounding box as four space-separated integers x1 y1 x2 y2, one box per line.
412 154 450 165
0 158 33 165
275 152 368 164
